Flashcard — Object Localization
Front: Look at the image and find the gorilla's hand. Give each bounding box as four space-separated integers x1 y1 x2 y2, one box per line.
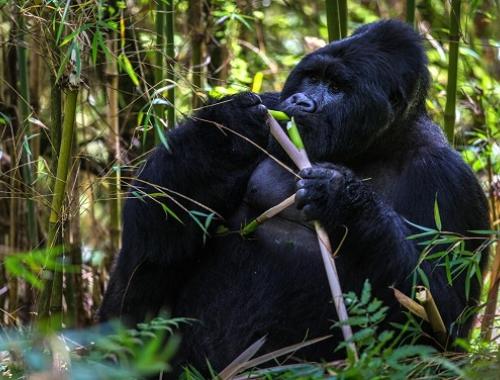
204 92 269 153
295 164 373 225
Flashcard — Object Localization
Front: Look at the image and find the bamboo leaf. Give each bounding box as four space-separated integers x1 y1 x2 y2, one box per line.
434 195 442 231
55 0 71 44
118 52 140 86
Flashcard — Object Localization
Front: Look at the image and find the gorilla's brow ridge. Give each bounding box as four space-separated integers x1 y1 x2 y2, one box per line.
300 54 352 86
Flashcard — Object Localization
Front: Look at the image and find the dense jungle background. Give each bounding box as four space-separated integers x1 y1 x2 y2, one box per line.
0 0 499 379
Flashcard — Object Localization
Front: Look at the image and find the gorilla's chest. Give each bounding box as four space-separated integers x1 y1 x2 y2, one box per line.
244 158 301 218
226 158 318 255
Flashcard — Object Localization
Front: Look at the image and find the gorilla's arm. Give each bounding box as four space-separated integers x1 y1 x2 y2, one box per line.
100 93 269 324
296 146 489 338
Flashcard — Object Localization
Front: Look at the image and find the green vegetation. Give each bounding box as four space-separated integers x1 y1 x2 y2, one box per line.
0 0 498 378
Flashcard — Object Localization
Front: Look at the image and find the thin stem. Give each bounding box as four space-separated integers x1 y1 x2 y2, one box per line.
154 1 165 144
266 114 357 359
190 0 203 109
107 33 121 254
338 0 348 38
165 0 175 128
325 0 341 42
406 0 416 26
444 0 461 145
38 89 79 322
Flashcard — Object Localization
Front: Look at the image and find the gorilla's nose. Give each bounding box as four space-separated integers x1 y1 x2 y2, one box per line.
289 93 316 113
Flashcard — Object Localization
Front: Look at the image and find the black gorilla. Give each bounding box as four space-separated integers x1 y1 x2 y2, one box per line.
100 20 489 371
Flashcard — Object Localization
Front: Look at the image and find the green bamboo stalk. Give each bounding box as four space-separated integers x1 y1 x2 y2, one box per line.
107 34 121 254
444 0 461 146
154 1 165 145
338 0 348 38
37 80 63 317
64 131 84 327
48 89 78 327
38 89 78 321
325 0 341 42
190 0 203 109
165 0 175 128
406 0 416 26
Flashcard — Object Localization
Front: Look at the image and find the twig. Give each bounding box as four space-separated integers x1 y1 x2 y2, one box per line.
266 113 358 359
241 194 295 236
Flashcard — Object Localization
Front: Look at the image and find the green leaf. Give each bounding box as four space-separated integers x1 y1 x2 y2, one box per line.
118 53 140 87
360 279 372 305
55 43 73 84
433 195 442 231
417 267 430 289
55 0 71 44
160 203 183 225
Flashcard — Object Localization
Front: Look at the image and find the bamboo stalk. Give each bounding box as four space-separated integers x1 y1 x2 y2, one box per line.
190 0 203 109
444 0 461 145
416 286 447 346
325 0 342 42
154 1 165 144
242 194 295 236
107 33 121 254
38 89 78 321
37 80 63 317
48 89 79 327
266 114 357 359
165 0 175 129
406 0 416 26
65 109 84 327
338 0 348 38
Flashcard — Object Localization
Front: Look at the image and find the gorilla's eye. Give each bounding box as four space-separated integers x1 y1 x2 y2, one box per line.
328 81 341 92
309 75 321 84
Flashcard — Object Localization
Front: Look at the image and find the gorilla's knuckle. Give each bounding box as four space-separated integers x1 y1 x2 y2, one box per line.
296 179 307 189
236 92 262 108
296 188 308 200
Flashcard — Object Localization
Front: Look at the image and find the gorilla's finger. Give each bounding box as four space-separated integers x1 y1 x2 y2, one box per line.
301 204 317 221
296 179 324 193
295 188 309 209
296 179 309 189
299 167 334 179
296 187 324 209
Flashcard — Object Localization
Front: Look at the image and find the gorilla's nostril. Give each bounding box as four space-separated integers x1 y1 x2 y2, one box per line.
291 93 316 112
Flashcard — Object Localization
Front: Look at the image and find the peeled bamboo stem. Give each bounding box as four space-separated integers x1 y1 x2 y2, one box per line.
266 114 357 359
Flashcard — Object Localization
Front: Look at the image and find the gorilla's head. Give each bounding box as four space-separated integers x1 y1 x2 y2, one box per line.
279 20 430 163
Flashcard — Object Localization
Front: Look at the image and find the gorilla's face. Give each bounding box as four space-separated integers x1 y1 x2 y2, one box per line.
279 21 429 163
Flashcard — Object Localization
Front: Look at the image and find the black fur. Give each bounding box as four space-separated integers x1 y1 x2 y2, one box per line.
99 20 489 374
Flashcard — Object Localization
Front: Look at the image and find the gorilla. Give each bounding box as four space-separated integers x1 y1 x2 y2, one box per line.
99 20 489 372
